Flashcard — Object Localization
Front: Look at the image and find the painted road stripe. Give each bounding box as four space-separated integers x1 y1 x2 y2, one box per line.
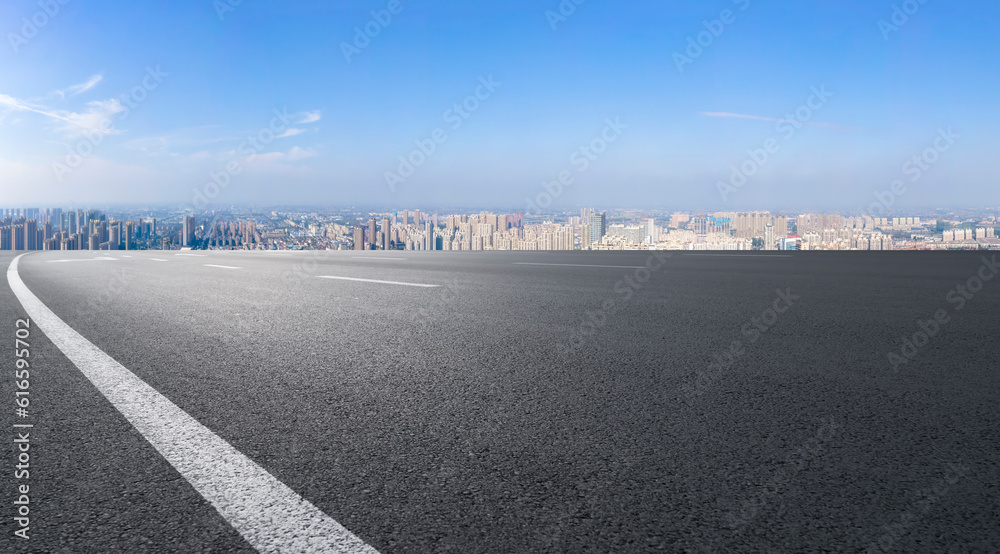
149 258 167 262
351 257 407 261
684 253 793 258
47 257 118 263
204 264 241 270
175 253 207 257
512 262 645 269
7 254 378 554
318 275 439 288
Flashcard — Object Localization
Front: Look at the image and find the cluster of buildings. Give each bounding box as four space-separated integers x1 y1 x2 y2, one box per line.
2 206 997 252
0 208 161 251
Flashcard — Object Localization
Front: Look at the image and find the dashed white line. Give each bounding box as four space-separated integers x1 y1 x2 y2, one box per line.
149 258 167 262
7 254 377 554
175 253 207 257
512 262 645 269
318 276 439 288
684 254 793 258
351 257 407 261
204 264 241 270
47 257 118 263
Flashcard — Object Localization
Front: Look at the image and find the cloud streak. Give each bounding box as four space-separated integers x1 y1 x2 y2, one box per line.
0 93 123 138
297 110 322 124
700 111 852 130
66 74 104 96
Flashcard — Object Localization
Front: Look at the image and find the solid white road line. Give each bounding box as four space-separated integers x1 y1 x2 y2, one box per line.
512 262 645 269
7 254 378 554
47 257 118 263
318 276 439 288
204 264 241 270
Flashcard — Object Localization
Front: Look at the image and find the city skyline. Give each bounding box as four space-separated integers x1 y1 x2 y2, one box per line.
3 204 997 253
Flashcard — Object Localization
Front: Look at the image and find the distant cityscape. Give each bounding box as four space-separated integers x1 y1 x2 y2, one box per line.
1 206 998 252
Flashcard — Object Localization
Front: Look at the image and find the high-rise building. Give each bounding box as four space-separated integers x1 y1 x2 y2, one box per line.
182 216 196 247
110 222 121 250
353 227 365 251
25 219 37 250
382 217 391 250
368 217 377 248
588 212 606 245
125 221 134 250
764 223 776 250
425 220 434 251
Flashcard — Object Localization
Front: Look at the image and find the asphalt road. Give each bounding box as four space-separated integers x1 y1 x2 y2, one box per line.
2 249 998 553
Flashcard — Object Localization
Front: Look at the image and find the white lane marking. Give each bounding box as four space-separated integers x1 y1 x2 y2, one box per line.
351 257 407 261
121 255 133 258
47 257 118 263
7 254 378 554
318 276 439 288
175 253 207 257
684 254 793 258
512 262 645 269
204 264 241 270
149 258 167 262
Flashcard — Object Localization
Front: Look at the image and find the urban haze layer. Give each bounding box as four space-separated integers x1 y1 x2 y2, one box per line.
1 206 998 252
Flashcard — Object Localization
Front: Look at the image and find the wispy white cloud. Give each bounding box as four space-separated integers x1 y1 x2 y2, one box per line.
700 111 851 130
277 128 306 138
66 74 103 96
0 93 123 138
297 110 322 124
287 146 317 160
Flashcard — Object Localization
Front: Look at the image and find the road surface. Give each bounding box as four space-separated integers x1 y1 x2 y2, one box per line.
2 249 998 552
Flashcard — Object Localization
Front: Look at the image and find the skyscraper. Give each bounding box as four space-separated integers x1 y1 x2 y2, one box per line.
382 217 391 250
25 219 37 250
588 212 606 245
368 217 377 249
125 221 134 250
182 216 196 247
353 227 365 251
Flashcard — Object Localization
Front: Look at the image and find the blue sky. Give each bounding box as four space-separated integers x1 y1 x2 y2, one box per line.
0 0 997 211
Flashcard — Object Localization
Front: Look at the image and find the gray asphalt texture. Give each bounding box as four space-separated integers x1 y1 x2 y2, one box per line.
1 249 998 553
